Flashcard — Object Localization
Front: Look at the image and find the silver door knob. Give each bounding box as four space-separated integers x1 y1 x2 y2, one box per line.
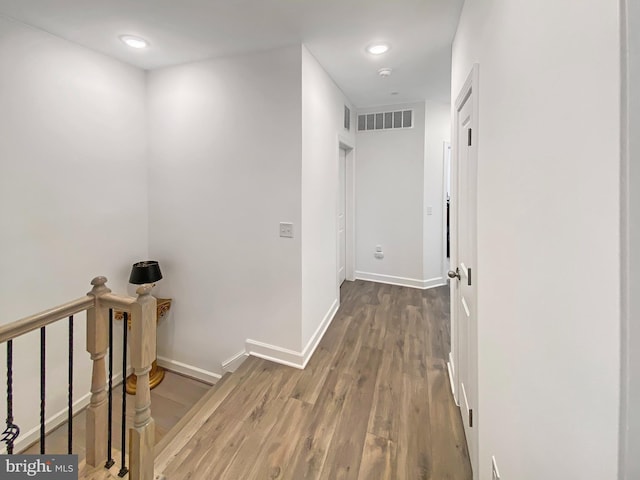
448 269 460 280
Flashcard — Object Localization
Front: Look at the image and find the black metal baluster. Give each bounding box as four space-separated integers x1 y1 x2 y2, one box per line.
5 340 15 454
67 315 74 455
105 309 115 469
2 340 20 454
40 326 46 454
118 312 128 478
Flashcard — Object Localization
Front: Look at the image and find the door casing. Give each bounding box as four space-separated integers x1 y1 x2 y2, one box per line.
337 135 355 299
451 63 480 479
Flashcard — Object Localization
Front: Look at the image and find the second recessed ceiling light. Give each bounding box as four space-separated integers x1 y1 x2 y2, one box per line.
367 43 390 55
120 35 149 49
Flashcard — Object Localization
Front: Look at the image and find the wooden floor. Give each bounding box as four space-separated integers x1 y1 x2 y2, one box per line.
157 280 472 480
21 371 211 460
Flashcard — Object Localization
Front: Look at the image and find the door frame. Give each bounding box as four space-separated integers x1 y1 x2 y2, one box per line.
451 63 480 478
442 140 452 283
337 135 356 294
442 140 456 398
451 63 480 401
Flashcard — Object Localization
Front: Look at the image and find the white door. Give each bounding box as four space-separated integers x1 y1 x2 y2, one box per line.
451 68 478 477
338 147 347 285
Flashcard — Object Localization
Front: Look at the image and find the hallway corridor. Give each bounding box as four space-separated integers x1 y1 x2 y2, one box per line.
155 280 471 479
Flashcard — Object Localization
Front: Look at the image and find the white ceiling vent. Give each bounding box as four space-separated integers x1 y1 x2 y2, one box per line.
357 110 413 132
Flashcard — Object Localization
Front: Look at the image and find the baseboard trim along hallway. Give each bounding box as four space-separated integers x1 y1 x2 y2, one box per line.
355 271 446 290
222 350 250 373
246 298 340 369
157 356 221 385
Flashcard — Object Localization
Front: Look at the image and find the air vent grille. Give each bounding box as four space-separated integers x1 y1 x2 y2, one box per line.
357 110 413 132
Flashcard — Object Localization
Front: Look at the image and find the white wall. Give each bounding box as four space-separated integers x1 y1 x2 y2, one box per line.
620 0 640 477
356 101 448 289
301 46 355 349
0 16 148 451
356 102 425 286
452 1 620 479
147 46 303 375
424 101 451 282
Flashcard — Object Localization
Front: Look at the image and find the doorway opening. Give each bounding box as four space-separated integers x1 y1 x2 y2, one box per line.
338 146 347 285
443 140 452 280
337 138 355 295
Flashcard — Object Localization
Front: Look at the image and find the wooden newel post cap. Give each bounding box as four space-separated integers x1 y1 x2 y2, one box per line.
91 276 107 287
88 276 110 297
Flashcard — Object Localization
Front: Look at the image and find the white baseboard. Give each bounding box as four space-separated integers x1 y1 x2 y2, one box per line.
246 298 340 370
423 276 447 289
447 352 458 406
460 382 470 418
301 299 339 368
245 340 304 369
157 356 221 385
355 271 446 290
221 350 249 373
3 371 128 455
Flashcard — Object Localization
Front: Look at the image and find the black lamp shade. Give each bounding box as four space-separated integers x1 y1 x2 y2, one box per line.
129 261 163 285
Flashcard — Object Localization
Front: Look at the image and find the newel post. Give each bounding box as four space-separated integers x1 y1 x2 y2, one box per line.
128 284 157 480
85 276 111 467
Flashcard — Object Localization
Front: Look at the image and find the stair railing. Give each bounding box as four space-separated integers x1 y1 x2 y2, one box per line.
0 276 157 480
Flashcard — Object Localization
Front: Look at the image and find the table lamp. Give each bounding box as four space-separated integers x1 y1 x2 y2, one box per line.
129 260 162 285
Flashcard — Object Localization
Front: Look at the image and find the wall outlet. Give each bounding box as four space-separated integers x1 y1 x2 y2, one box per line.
491 456 501 480
279 222 293 238
375 245 383 252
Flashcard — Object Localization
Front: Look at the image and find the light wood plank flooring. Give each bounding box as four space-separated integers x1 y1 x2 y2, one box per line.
157 280 472 479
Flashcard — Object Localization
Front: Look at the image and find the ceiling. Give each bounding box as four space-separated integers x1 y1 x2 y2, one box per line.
0 0 464 107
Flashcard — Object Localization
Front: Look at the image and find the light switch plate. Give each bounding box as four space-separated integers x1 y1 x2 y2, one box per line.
279 222 293 238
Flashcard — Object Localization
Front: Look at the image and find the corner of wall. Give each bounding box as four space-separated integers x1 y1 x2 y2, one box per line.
300 45 354 348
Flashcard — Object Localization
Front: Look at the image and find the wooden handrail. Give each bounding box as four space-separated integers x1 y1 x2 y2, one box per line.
0 277 141 344
0 295 94 343
100 292 137 310
0 276 157 480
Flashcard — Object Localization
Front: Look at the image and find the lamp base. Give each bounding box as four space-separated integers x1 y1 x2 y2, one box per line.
125 360 165 395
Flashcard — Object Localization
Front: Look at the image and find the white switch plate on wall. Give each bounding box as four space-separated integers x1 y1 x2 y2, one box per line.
279 222 293 238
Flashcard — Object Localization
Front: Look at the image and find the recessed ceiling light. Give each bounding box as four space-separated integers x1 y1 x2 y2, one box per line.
367 43 390 55
120 35 149 49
